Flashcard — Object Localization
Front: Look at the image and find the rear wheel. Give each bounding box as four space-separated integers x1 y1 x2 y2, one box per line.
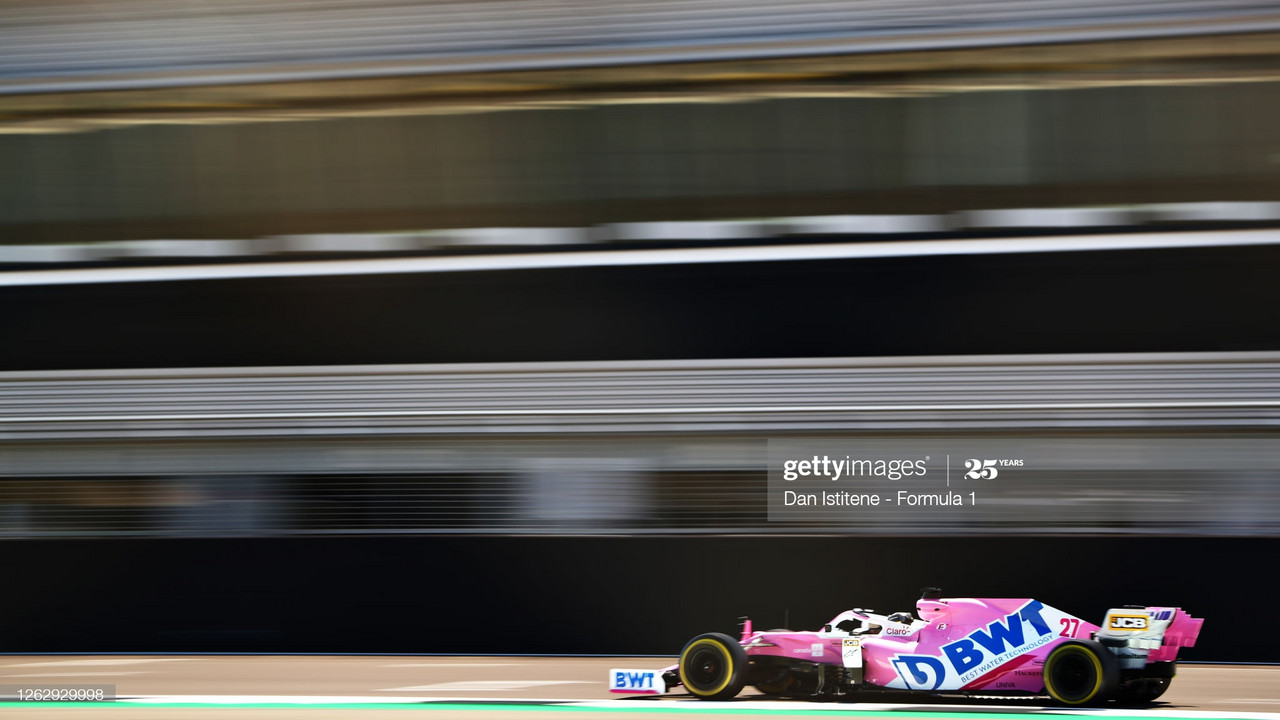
1043 640 1119 706
679 633 748 700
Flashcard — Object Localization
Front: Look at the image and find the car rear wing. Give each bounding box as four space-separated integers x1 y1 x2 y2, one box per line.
1096 606 1203 667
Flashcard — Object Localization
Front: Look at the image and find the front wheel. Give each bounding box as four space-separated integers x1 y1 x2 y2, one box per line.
679 632 748 700
1043 640 1119 706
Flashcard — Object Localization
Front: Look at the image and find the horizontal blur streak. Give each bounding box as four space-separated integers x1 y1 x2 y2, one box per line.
3 1 1278 92
6 79 1280 245
3 229 1280 287
2 5 1278 544
3 352 1279 434
1 352 1278 538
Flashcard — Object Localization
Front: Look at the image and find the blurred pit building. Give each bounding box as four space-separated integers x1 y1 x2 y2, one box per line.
1 0 1279 657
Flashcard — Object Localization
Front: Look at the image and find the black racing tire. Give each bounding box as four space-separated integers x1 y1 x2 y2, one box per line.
1043 640 1119 706
679 632 748 700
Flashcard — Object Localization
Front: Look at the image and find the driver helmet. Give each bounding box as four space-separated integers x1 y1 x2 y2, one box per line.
886 611 914 625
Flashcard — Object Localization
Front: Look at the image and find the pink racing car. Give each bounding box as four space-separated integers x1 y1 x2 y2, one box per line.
610 588 1202 706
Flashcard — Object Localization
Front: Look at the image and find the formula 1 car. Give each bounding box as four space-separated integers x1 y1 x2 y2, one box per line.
610 589 1202 706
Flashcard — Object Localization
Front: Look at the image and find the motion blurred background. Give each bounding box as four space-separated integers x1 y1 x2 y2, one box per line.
2 1 1280 661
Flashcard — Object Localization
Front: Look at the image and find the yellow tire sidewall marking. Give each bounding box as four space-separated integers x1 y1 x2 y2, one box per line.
1045 644 1103 705
679 638 735 696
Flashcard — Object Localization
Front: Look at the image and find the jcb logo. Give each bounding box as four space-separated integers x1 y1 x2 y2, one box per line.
1108 615 1149 630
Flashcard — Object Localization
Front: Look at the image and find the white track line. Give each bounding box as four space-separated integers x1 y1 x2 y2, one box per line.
1 666 154 671
1 229 1277 287
380 680 594 691
121 695 433 704
381 662 522 668
3 659 192 668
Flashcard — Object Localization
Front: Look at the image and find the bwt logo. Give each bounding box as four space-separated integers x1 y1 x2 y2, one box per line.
1109 615 1149 630
892 600 1053 689
892 655 946 690
613 671 657 690
941 601 1052 675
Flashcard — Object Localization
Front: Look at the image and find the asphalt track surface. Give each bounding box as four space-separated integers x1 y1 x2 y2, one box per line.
0 657 1277 719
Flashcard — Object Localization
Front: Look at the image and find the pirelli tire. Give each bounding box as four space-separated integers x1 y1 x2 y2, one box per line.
679 633 748 700
1043 640 1120 706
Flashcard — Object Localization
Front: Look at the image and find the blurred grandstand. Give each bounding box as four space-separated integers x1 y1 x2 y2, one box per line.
4 0 1278 92
3 1 1280 247
2 1 1279 539
2 353 1278 537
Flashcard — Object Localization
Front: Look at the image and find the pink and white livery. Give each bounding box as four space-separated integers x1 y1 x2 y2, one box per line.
610 588 1202 706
